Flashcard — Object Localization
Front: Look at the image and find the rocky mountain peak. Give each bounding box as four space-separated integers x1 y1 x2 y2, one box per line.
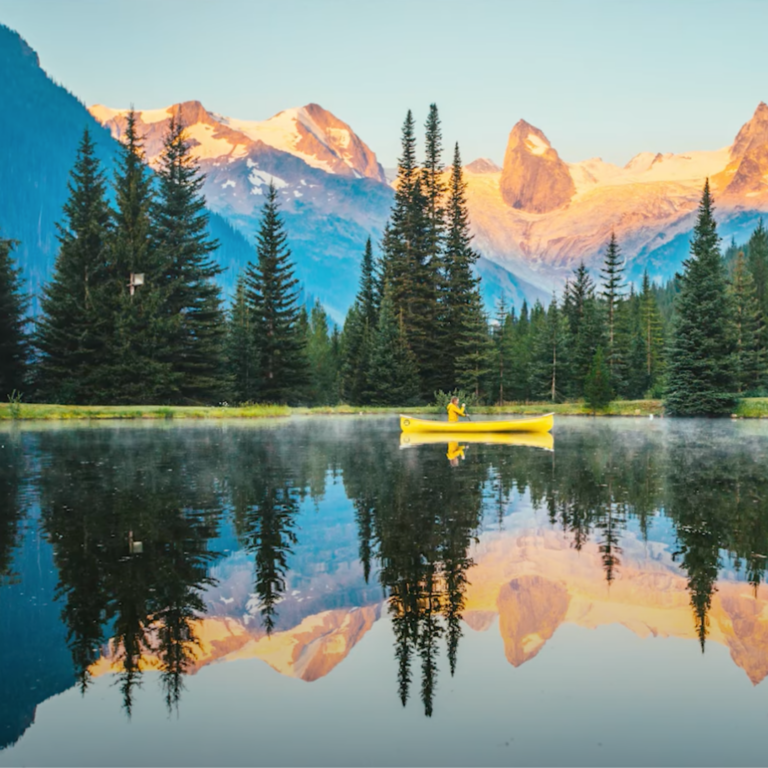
731 102 768 160
721 102 768 199
500 119 575 213
465 157 501 174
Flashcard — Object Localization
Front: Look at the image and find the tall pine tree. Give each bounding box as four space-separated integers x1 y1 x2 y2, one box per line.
340 238 378 404
664 180 736 415
0 234 28 399
104 110 176 404
443 143 487 393
380 110 437 399
154 113 226 403
35 128 113 403
245 183 308 403
600 232 626 387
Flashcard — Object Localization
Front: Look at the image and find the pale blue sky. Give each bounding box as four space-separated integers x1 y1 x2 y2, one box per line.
2 0 767 167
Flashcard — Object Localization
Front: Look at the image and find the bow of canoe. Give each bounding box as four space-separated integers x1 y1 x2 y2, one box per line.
399 413 554 434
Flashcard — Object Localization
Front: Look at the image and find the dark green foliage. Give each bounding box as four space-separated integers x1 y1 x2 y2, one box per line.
245 183 309 404
564 263 605 398
369 283 420 405
584 346 613 413
422 104 446 270
489 297 514 404
34 128 113 403
0 235 29 398
530 295 570 402
305 300 340 405
340 238 377 404
226 272 256 403
454 291 492 398
664 181 737 415
380 110 439 399
600 232 626 385
729 251 762 393
154 114 226 403
103 110 178 404
444 144 488 394
640 273 665 395
747 219 768 321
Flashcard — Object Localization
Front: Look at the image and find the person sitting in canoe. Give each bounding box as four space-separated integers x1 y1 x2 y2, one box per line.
446 396 466 422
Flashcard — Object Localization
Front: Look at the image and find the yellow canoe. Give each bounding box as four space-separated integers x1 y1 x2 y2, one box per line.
399 413 554 434
399 431 554 451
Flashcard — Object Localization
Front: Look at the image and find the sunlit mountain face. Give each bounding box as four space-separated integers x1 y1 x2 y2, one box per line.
1 417 768 766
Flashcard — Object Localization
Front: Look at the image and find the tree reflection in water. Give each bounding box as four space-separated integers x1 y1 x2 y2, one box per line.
8 418 768 723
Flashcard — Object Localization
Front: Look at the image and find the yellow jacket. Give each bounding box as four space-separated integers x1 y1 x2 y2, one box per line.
446 402 466 422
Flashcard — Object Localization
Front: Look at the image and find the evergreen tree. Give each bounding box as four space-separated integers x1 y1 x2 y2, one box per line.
639 272 665 395
154 114 226 403
664 180 737 415
600 232 626 385
443 144 486 393
622 287 649 399
729 251 761 393
380 110 436 399
530 295 569 402
340 238 378 404
0 234 28 399
305 300 339 405
747 219 768 388
369 282 420 405
747 218 768 320
35 128 113 403
454 292 492 398
584 346 613 413
105 110 177 404
507 300 533 401
245 183 308 403
226 272 256 403
490 297 514 404
565 263 604 398
422 104 446 268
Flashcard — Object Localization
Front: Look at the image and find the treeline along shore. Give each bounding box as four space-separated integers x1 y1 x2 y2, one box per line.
2 104 768 417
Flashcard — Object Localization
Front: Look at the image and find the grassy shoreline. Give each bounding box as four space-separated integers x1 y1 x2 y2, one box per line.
3 398 768 422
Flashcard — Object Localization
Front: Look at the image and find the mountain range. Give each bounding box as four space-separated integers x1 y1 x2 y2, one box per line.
5 20 768 321
464 104 768 290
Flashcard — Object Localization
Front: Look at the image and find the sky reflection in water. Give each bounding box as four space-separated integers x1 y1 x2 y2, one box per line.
1 416 767 766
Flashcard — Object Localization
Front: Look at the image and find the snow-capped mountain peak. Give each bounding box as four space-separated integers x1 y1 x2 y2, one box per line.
88 100 385 183
218 103 385 183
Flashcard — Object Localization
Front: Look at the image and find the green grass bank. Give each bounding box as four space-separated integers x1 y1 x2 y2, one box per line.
4 398 768 422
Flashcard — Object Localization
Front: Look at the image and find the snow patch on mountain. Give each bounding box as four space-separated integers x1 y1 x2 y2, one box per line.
524 132 549 156
248 167 288 193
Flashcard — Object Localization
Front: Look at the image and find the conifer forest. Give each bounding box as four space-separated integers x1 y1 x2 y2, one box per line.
3 104 768 417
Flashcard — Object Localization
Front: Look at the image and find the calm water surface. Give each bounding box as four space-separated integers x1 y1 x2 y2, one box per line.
1 416 768 767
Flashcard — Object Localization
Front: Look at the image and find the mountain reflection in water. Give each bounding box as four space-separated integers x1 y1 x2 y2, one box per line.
1 416 768 752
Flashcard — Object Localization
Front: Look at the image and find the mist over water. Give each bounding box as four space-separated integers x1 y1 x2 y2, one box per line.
1 416 767 767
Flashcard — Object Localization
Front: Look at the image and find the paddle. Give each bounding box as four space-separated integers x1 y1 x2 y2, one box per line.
462 403 472 421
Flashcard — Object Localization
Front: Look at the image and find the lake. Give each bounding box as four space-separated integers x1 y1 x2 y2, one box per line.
1 416 767 767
